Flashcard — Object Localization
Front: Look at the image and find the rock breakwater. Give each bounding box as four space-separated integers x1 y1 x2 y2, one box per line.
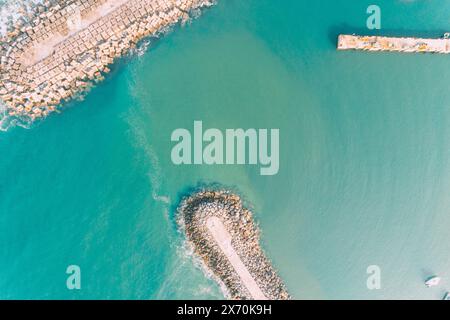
0 0 214 124
177 189 291 300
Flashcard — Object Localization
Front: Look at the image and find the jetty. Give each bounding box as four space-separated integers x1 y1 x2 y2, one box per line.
338 34 450 54
177 189 290 300
0 0 214 122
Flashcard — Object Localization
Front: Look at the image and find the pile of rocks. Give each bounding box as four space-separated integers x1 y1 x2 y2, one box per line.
177 189 291 300
0 0 214 122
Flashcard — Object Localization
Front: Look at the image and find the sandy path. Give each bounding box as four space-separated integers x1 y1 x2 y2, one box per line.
206 216 267 300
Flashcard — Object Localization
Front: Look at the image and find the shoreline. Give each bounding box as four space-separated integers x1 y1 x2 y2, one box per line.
177 189 291 300
0 0 214 126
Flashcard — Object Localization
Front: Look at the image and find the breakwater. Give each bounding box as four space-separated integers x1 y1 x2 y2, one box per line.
338 34 450 54
0 0 214 123
177 189 291 300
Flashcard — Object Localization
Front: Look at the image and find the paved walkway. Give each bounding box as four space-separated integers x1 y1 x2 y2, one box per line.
206 216 267 300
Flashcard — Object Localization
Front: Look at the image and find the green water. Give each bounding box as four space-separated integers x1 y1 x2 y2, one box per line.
1 0 450 299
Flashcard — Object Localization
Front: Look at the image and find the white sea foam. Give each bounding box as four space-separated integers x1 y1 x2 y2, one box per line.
0 0 44 36
154 232 227 299
176 211 230 299
0 0 42 131
0 100 7 131
133 39 152 57
0 100 32 131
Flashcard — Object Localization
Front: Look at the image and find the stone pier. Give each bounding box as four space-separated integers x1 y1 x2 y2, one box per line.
338 34 450 54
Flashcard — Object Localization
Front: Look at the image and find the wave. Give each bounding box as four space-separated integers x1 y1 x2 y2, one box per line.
0 100 32 131
124 106 171 208
175 216 230 299
0 0 42 131
153 234 224 299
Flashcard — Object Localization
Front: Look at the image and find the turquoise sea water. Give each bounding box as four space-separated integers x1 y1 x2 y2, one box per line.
1 0 450 299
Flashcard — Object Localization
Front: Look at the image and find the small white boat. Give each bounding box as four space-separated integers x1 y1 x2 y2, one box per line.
425 276 441 287
444 292 450 300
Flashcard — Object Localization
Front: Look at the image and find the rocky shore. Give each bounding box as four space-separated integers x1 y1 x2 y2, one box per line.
0 0 214 123
177 189 291 300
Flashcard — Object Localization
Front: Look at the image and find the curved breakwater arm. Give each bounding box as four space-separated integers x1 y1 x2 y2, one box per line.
177 189 291 300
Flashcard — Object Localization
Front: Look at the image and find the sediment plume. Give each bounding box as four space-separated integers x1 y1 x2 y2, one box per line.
0 0 214 124
177 189 291 300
